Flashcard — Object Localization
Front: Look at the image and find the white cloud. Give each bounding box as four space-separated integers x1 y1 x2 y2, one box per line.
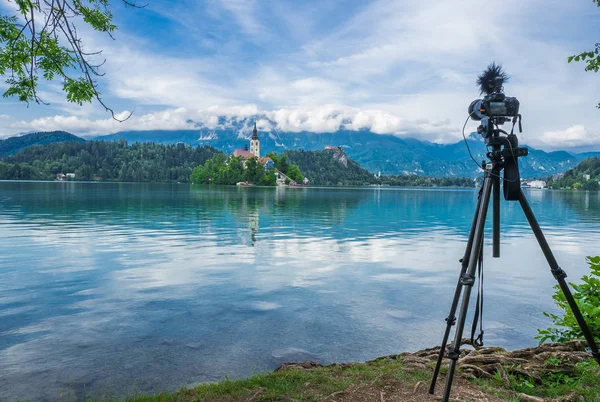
0 114 9 119
8 105 459 142
533 125 600 150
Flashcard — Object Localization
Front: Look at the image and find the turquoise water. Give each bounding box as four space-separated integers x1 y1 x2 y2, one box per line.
0 181 598 401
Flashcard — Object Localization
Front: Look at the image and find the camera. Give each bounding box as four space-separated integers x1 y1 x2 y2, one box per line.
467 63 520 142
468 93 520 122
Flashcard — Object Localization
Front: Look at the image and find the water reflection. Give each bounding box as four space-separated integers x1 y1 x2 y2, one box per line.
0 182 598 401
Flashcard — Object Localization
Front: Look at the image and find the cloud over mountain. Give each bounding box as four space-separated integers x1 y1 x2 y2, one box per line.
7 105 461 144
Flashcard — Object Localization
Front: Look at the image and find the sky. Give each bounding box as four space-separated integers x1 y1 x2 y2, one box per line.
0 0 599 151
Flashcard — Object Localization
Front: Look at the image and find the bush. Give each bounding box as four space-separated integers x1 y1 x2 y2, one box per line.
536 256 600 343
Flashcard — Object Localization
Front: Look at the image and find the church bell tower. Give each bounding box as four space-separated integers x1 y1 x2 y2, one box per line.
250 122 260 158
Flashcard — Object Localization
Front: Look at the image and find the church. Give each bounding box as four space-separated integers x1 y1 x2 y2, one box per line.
232 123 274 170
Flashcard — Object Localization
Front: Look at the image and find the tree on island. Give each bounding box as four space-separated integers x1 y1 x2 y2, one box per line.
0 0 143 118
243 157 264 184
190 153 301 186
265 152 304 183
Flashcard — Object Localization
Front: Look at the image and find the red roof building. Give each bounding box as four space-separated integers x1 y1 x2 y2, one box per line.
232 148 255 159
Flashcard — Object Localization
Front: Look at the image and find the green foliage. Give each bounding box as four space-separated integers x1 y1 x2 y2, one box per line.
537 256 600 343
267 152 303 183
265 152 278 165
276 154 289 174
260 169 277 186
190 153 303 186
287 164 304 183
286 149 378 186
0 1 136 115
189 153 228 184
549 157 600 190
0 140 219 182
568 1 600 108
243 156 265 184
0 161 46 180
380 174 475 187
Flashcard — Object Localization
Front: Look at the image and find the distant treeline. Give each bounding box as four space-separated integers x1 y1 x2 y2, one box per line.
548 157 600 190
0 140 219 182
379 175 475 187
0 140 476 187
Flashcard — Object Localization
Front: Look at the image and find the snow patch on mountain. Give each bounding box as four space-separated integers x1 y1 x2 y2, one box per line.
198 131 218 141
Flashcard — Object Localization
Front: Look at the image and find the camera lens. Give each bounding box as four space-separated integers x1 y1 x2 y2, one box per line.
468 99 483 121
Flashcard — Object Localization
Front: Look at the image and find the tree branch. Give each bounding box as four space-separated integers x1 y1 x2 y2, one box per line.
2 0 140 120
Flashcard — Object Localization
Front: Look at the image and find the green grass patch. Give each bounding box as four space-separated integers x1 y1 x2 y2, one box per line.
76 359 430 402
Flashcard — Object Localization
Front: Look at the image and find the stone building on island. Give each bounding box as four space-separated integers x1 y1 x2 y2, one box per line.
233 123 261 159
232 123 274 172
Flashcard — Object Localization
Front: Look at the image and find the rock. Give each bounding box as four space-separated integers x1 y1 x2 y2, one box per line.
271 347 321 365
275 361 321 372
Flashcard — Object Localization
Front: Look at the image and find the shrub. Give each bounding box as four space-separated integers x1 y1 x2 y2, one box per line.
536 256 600 343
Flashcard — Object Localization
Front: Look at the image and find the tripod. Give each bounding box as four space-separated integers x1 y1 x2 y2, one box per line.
428 134 600 402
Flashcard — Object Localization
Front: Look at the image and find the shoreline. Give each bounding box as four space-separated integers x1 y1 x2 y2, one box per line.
75 341 598 402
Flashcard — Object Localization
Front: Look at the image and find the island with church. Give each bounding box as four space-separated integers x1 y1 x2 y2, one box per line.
190 123 308 186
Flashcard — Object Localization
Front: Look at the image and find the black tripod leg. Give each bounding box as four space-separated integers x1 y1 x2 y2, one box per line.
518 190 600 365
492 173 500 258
429 187 483 394
441 172 494 402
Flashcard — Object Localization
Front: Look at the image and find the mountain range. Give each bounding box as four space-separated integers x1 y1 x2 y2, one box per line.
93 115 597 178
2 114 597 178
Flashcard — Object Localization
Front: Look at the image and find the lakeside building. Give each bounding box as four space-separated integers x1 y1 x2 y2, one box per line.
232 123 267 162
231 124 275 172
523 179 547 189
259 157 275 171
56 173 76 181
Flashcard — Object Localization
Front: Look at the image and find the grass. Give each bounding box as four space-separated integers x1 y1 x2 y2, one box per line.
53 357 599 402
71 358 430 402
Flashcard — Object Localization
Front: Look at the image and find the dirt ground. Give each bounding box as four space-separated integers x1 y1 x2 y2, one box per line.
318 376 508 402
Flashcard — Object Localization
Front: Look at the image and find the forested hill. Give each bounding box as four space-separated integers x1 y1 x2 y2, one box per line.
286 148 378 186
286 148 474 187
0 131 85 157
549 157 600 190
0 140 220 182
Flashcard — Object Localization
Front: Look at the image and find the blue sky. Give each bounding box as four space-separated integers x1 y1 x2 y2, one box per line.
0 0 599 150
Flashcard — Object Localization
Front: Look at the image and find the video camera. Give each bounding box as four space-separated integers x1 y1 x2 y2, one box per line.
467 63 521 143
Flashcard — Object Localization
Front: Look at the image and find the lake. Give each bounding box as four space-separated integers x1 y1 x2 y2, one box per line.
0 181 598 401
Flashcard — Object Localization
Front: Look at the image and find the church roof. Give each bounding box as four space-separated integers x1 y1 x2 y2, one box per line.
259 157 273 164
251 122 258 140
232 149 255 159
